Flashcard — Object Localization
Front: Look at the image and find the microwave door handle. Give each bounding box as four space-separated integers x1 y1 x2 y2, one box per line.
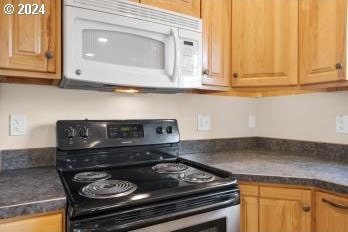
170 29 179 83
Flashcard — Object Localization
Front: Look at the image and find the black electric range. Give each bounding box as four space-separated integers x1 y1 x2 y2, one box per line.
56 120 239 232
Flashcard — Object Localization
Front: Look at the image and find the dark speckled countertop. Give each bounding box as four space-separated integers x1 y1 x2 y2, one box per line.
181 150 348 194
0 167 66 219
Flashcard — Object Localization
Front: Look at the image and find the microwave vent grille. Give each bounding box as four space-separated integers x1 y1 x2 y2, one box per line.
71 0 201 31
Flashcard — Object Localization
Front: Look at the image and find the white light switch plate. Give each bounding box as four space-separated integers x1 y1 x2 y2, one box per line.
198 114 211 131
336 115 348 134
10 114 26 136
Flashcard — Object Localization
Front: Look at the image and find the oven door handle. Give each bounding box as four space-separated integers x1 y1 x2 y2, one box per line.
170 28 180 84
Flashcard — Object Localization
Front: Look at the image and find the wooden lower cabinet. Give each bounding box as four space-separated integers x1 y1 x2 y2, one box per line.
316 192 348 232
240 184 312 232
0 212 64 232
240 185 259 232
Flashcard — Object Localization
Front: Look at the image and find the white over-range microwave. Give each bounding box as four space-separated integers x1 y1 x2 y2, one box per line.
60 0 203 92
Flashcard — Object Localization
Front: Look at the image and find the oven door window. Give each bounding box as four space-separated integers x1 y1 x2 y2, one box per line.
172 218 226 232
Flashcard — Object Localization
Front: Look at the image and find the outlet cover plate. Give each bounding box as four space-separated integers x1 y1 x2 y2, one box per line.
336 115 348 134
10 114 26 136
249 114 256 129
198 114 211 131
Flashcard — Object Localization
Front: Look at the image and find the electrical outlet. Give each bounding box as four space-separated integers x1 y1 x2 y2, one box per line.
336 115 348 134
249 114 256 129
198 114 211 131
10 114 26 136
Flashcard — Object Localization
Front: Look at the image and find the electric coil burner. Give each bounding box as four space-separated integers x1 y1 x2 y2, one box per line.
152 163 189 173
73 171 111 182
79 180 137 199
56 119 240 232
179 172 215 183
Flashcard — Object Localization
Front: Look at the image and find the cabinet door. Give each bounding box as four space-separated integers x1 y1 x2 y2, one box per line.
201 0 231 87
232 0 298 87
0 0 58 74
259 186 311 232
299 0 347 84
316 192 348 232
240 185 259 232
0 213 63 232
140 0 200 18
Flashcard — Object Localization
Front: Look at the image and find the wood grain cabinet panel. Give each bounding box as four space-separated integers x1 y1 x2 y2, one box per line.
201 0 231 87
240 184 312 232
231 0 298 87
240 184 259 232
259 186 312 232
299 0 347 84
0 212 63 232
140 0 200 17
0 0 61 80
316 192 348 232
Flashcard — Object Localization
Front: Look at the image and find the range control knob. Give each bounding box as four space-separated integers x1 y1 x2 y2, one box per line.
65 127 76 139
80 127 90 139
156 126 163 134
166 126 173 134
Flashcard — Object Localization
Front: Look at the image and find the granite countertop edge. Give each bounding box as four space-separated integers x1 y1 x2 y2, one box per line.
232 173 348 194
0 167 66 220
181 150 348 195
0 197 66 220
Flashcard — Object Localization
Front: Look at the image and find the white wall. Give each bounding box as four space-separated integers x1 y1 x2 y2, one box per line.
0 83 258 149
1 84 347 149
258 92 348 144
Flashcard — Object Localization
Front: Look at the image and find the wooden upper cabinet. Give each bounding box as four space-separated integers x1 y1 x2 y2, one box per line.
258 186 311 232
316 192 348 232
0 0 61 80
140 0 200 18
201 0 231 87
231 0 298 87
299 0 347 84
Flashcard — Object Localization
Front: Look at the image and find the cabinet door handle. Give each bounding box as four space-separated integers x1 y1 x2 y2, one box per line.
233 73 239 78
45 51 54 59
335 63 343 69
302 205 310 212
322 198 348 210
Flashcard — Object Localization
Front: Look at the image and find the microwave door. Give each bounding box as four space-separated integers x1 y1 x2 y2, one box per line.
64 6 179 88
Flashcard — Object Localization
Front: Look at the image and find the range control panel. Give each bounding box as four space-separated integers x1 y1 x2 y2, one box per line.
57 120 180 151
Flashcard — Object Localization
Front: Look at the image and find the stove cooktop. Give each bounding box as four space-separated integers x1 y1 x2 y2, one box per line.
56 120 238 221
60 159 236 218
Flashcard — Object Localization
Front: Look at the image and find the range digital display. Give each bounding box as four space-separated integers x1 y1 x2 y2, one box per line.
107 124 144 139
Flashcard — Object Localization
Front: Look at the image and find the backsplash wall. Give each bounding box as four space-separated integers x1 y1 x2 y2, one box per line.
1 84 347 149
0 83 257 149
258 92 348 145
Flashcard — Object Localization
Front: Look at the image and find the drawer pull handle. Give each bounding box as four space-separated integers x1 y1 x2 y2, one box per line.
322 198 348 210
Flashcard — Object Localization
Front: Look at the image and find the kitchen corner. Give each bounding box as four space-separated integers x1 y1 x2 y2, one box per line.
0 0 348 231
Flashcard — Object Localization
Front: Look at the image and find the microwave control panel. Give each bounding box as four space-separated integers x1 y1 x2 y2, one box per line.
181 40 199 77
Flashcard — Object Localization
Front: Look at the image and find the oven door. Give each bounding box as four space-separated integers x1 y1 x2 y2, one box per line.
64 6 179 89
131 205 240 232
